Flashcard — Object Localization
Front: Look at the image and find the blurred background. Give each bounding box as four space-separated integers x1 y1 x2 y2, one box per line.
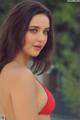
0 0 80 119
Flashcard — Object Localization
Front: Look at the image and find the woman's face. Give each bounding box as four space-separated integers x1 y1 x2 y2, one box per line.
22 14 50 57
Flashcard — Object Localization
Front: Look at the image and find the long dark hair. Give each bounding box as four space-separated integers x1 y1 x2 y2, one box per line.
0 0 54 75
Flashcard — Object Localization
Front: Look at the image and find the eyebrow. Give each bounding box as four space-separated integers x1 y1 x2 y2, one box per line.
29 26 50 30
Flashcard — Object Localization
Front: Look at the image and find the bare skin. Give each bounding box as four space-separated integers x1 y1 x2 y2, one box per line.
0 14 51 120
0 62 51 120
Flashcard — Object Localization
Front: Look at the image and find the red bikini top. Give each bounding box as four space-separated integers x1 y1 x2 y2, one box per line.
38 82 56 115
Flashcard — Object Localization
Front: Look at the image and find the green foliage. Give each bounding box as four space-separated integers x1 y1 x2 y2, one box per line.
0 0 21 24
0 0 14 24
1 0 14 13
62 53 80 108
53 3 80 109
54 3 76 23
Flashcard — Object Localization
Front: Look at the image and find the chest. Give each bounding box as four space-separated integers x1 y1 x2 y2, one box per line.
35 80 48 113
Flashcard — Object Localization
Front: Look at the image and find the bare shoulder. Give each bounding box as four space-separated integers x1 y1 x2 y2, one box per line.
10 67 34 80
7 67 39 120
1 66 36 91
9 67 36 88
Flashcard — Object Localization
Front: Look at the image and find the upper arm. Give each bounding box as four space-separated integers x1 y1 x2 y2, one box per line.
10 68 39 120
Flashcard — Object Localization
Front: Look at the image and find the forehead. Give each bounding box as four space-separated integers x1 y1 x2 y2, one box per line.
29 14 50 28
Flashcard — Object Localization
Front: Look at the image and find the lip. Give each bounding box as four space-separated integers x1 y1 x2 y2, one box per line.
33 45 42 51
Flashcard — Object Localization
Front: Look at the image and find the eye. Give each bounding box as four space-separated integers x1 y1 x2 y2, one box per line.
28 28 38 33
43 30 49 35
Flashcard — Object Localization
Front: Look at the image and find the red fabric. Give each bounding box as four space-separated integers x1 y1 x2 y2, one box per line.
39 83 56 115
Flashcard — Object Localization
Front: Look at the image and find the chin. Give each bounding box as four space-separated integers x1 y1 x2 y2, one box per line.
32 54 40 57
31 52 40 57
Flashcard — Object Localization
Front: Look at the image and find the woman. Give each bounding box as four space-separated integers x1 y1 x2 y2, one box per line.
0 0 56 120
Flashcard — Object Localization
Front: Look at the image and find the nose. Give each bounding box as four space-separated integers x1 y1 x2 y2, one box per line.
37 32 46 43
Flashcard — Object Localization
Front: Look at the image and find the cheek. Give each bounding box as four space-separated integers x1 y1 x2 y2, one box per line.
22 37 30 51
24 32 34 44
44 37 48 45
24 34 32 46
